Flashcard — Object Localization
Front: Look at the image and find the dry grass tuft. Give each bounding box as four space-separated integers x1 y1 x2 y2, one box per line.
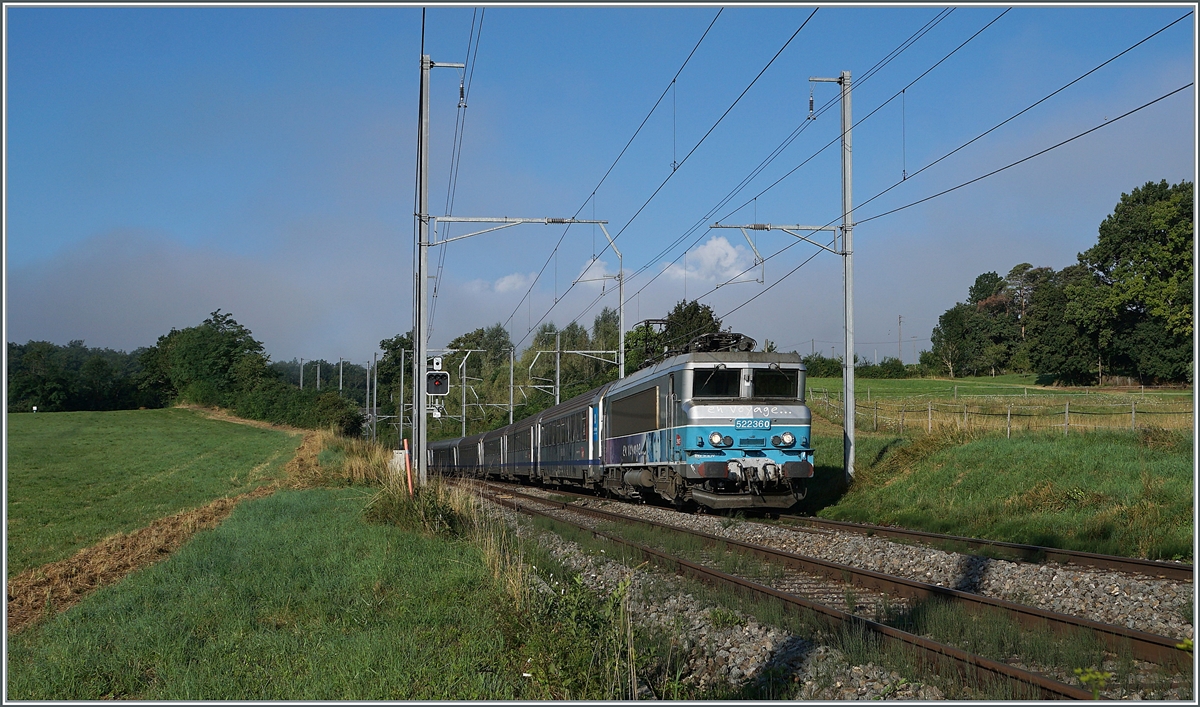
284 430 336 488
1004 481 1110 513
1137 426 1186 452
857 426 979 489
336 437 394 486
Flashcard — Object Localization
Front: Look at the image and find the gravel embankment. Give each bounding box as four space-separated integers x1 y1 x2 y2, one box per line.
530 491 1194 642
489 495 1193 700
504 504 950 700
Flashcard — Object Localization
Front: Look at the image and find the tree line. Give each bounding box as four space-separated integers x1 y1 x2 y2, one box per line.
7 340 159 412
8 311 364 434
926 180 1192 385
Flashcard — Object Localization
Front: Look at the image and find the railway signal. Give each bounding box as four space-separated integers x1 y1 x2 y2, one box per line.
426 371 449 396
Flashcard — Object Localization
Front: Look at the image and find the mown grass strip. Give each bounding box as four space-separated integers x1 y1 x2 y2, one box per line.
6 483 279 635
6 408 302 577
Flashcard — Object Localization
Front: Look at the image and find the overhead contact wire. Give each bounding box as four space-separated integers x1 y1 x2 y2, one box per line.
501 9 724 338
611 7 980 318
431 9 486 334
716 82 1195 328
513 8 818 349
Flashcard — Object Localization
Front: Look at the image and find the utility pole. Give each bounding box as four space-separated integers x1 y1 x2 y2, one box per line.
316 361 320 391
898 315 902 363
414 54 465 485
814 70 855 484
509 347 514 425
339 358 343 392
399 349 405 445
299 357 304 390
460 352 473 438
373 351 378 441
573 226 624 378
555 331 561 405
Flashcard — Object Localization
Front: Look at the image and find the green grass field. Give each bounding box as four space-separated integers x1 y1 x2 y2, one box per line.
6 403 1193 699
6 408 302 577
796 377 1194 559
6 488 521 700
801 418 1193 560
806 374 1193 400
5 412 678 700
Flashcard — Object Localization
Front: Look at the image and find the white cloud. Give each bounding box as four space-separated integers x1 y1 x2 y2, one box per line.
494 271 536 293
662 235 755 283
574 257 616 290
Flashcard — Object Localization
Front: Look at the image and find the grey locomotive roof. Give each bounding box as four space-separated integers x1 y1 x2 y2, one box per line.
608 350 804 392
678 351 803 365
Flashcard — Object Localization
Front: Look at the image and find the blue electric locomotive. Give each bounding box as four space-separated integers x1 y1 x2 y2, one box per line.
428 349 813 511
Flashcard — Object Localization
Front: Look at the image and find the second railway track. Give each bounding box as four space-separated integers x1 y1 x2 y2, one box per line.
481 480 1193 641
776 514 1193 582
466 478 1194 700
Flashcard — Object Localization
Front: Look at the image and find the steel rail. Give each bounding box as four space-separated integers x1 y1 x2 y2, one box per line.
470 484 1095 700
481 481 1190 670
776 515 1194 582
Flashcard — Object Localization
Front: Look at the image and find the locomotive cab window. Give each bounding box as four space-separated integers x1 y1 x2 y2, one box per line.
751 368 799 398
693 367 740 398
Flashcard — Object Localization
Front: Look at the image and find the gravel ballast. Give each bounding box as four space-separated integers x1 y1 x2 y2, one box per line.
487 491 1194 700
540 491 1194 642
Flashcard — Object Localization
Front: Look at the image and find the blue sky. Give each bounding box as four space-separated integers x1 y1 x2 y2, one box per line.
4 4 1195 367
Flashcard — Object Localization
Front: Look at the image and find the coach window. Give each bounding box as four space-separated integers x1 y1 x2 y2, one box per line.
751 368 799 398
693 367 740 397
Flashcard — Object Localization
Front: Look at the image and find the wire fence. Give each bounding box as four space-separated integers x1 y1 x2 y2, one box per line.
808 388 1194 436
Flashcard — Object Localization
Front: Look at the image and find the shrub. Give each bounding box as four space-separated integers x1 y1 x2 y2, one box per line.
856 357 909 379
802 353 842 378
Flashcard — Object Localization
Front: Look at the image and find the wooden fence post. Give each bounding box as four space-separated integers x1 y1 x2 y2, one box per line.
963 404 968 428
1007 404 1011 439
1064 400 1069 436
1131 401 1136 431
927 401 932 433
900 404 905 435
874 402 878 432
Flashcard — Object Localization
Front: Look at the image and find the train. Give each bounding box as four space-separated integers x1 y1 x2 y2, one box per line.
427 334 815 511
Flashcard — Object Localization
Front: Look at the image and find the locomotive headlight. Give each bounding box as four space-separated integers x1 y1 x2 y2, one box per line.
780 431 796 446
709 431 725 446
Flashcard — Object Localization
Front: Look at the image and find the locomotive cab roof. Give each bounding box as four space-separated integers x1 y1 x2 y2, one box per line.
611 350 804 389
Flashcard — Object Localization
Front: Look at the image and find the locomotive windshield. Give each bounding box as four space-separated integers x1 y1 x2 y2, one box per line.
751 368 799 398
693 367 740 397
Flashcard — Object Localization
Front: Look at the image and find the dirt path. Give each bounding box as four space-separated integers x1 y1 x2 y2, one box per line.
175 403 308 434
7 425 326 635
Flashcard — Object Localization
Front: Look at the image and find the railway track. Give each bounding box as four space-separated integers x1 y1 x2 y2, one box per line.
482 480 1188 668
466 478 1193 698
777 515 1193 582
468 480 1098 699
482 479 1191 582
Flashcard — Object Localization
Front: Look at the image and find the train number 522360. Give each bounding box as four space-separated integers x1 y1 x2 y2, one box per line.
734 418 771 430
